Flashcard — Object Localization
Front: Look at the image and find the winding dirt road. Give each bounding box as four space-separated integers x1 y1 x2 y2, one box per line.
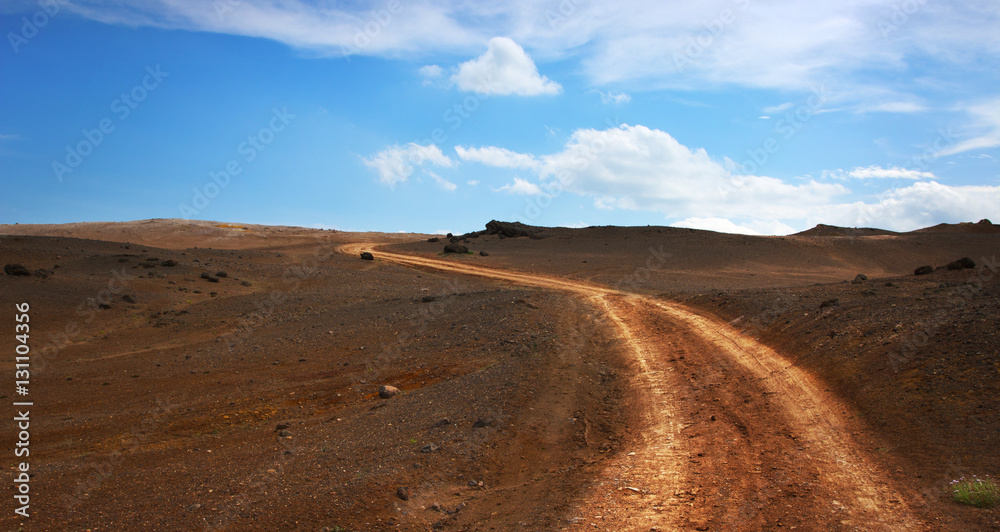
340 244 925 530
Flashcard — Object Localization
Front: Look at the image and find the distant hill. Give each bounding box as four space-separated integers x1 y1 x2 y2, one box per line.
793 224 899 237
910 219 998 234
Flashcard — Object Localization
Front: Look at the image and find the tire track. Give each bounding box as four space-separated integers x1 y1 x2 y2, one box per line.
339 244 925 530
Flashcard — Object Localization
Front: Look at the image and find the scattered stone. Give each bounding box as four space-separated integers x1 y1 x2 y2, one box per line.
215 271 228 278
185 503 201 512
379 385 399 399
278 430 291 437
851 273 867 284
200 272 220 282
472 418 492 429
427 237 440 243
431 418 452 428
914 265 934 275
429 502 443 512
241 280 252 287
160 259 178 267
443 243 468 254
421 443 439 453
396 486 410 501
275 423 290 431
3 264 31 276
360 252 374 261
479 251 489 256
421 295 437 303
98 303 112 310
122 294 137 304
819 298 839 309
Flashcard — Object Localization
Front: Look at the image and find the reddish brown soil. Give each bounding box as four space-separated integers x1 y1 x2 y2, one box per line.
0 218 997 531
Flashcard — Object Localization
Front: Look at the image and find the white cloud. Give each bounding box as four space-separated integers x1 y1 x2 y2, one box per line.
599 90 631 105
762 102 794 114
426 170 457 191
466 179 480 185
940 97 1000 156
450 37 561 96
419 64 444 78
454 145 540 169
51 2 1000 109
362 143 454 187
458 123 1000 234
533 124 847 220
826 165 937 180
494 177 544 195
817 181 1000 231
418 64 446 86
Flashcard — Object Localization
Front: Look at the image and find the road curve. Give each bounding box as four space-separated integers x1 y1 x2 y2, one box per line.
339 243 925 530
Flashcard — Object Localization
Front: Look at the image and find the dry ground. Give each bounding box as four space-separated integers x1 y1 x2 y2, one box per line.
0 219 997 531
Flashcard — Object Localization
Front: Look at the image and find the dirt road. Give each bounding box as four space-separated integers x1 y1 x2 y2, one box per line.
341 243 926 530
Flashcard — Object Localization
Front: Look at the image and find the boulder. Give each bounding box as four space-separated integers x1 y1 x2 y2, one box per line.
956 257 976 269
851 273 867 284
443 243 468 254
200 272 220 282
378 385 399 399
484 220 545 239
3 264 31 276
914 265 934 275
479 251 489 257
427 237 440 243
360 252 374 261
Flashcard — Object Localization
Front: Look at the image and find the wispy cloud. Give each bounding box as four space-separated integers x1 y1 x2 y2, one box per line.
824 165 936 180
493 177 543 195
51 1 1000 106
454 145 540 169
599 90 631 105
940 97 1000 156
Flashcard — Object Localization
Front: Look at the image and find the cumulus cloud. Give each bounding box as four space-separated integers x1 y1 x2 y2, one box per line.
671 217 797 236
533 124 846 220
454 145 540 169
362 143 454 187
450 37 561 96
457 123 999 234
494 177 544 195
818 181 1000 231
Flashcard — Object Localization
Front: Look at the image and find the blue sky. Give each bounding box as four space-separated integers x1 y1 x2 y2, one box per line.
1 0 998 235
